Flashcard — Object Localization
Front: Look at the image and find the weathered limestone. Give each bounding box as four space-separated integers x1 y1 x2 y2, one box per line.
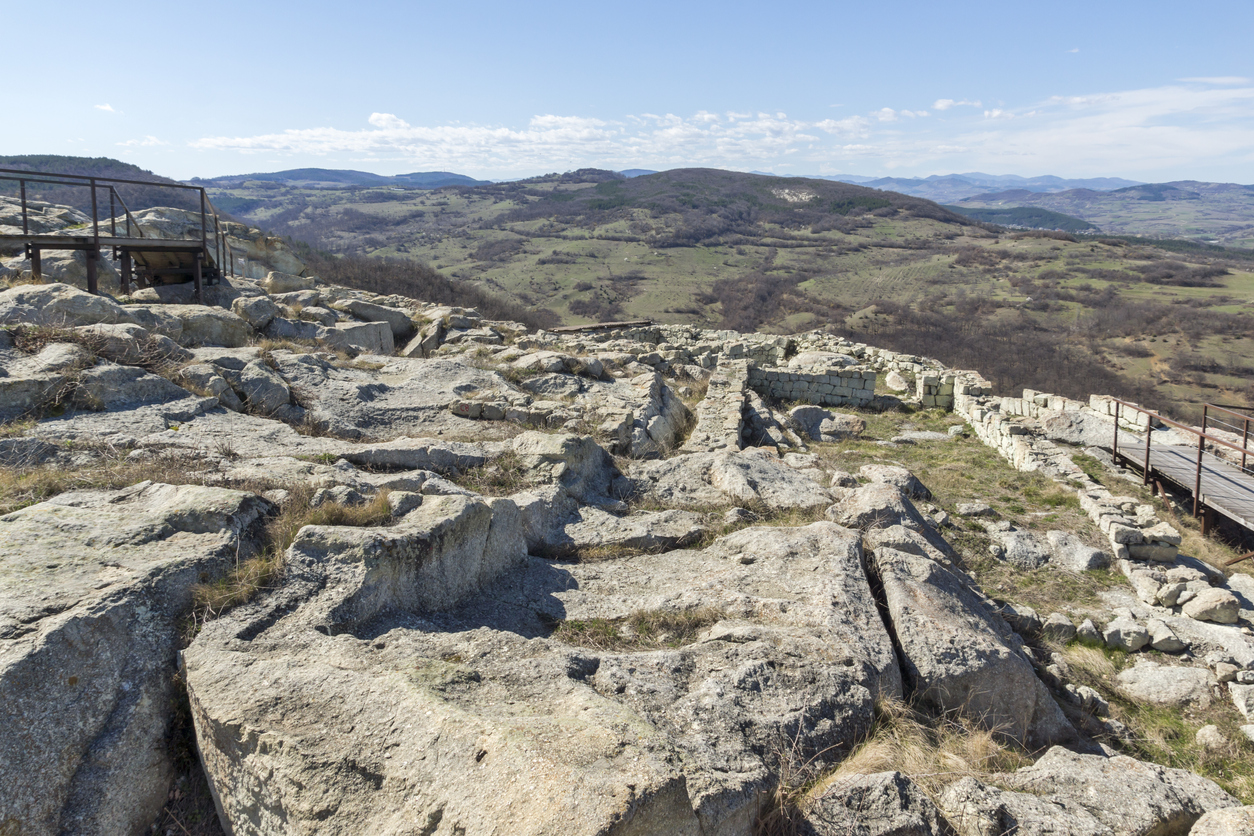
185 522 901 836
0 483 273 836
872 544 1072 747
803 772 947 836
0 282 138 328
630 450 833 511
941 747 1237 836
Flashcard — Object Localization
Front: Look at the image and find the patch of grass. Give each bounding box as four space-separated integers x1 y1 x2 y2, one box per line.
550 605 726 651
0 450 211 516
1072 453 1108 485
1058 643 1254 801
450 450 528 495
959 535 1122 618
188 487 394 631
809 696 1032 800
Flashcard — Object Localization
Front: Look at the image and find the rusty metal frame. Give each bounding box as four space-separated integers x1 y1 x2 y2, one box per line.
1111 397 1254 528
0 168 235 304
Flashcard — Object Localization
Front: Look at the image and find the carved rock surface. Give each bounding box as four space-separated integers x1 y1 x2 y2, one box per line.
0 482 272 836
184 522 900 836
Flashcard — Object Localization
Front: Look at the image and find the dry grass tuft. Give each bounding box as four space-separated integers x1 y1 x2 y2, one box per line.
450 450 529 496
1057 642 1254 801
187 486 395 633
812 697 1031 800
550 606 726 651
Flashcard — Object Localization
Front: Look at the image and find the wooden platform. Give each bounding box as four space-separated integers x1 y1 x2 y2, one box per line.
1117 439 1254 532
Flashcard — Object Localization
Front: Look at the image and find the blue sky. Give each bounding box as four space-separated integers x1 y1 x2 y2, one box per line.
9 1 1254 183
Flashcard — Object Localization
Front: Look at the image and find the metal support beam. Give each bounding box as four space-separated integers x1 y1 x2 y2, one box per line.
85 249 99 295
193 254 204 305
30 247 41 281
120 251 132 296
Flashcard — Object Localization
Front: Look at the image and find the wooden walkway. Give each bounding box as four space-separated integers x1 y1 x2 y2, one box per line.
1117 439 1254 533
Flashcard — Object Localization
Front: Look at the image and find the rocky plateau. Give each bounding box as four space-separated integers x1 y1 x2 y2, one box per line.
2 204 1254 836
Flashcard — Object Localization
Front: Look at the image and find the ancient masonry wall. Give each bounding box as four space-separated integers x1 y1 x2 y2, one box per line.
949 378 1182 564
745 365 877 408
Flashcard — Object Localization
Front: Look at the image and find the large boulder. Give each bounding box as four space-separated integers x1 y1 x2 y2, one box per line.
1045 529 1110 571
0 341 91 420
128 304 254 348
1039 409 1118 451
827 483 929 532
870 545 1073 747
70 362 201 411
803 771 947 836
790 405 866 442
235 358 293 416
858 464 930 499
330 299 416 340
260 270 314 294
323 320 394 355
231 294 282 329
941 747 1238 836
0 482 273 836
184 522 901 835
71 322 191 367
991 528 1053 570
513 431 619 504
0 283 137 328
1116 661 1213 708
1191 807 1254 836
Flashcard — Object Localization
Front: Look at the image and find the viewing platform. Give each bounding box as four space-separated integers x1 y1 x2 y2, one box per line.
1112 399 1254 543
0 168 237 304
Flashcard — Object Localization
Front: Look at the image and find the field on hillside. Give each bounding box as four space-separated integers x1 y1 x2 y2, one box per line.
209 169 1254 421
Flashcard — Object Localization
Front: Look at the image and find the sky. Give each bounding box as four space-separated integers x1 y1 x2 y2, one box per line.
7 0 1254 184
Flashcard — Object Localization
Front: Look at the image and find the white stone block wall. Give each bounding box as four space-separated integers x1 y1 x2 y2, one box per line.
745 366 877 408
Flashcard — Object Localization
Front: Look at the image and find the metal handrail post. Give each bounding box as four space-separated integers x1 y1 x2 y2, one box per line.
1243 417 1249 471
19 180 27 235
1194 433 1204 518
1143 417 1152 485
199 189 207 253
90 179 99 249
109 188 117 238
1113 401 1120 462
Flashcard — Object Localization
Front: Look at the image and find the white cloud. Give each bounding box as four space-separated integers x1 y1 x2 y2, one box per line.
1069 47 1080 53
94 103 115 113
189 80 1254 180
933 98 982 111
368 112 410 130
118 136 167 147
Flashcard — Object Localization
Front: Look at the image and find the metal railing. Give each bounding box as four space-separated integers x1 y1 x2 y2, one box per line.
1112 397 1254 518
1203 403 1252 472
0 167 236 283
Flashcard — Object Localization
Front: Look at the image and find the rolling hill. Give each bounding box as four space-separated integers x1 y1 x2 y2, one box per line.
204 166 1254 420
191 168 491 190
0 154 203 214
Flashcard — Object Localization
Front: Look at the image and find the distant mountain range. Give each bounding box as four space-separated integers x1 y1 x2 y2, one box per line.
190 168 492 189
804 173 1144 203
955 180 1254 248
